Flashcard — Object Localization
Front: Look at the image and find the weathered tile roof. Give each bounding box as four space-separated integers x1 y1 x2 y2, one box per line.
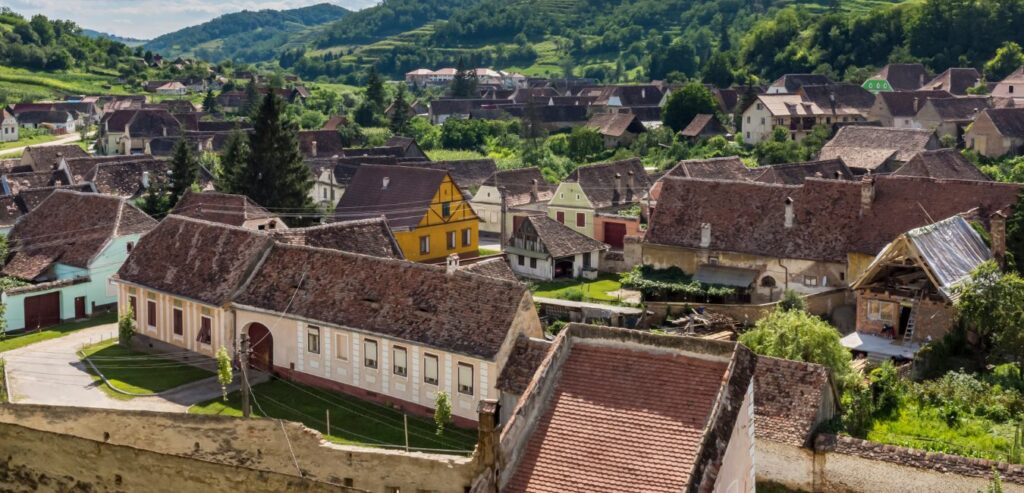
758 94 826 117
481 167 554 205
680 114 727 138
170 190 276 227
667 156 753 181
924 96 990 121
876 90 953 117
567 158 651 208
893 149 990 181
981 108 1024 138
818 126 938 170
514 215 608 258
923 68 982 95
62 155 152 184
332 165 452 230
22 145 88 171
4 190 156 280
233 243 531 359
460 256 517 282
17 184 94 211
341 146 407 158
270 217 403 259
322 115 348 131
298 130 346 158
125 109 183 138
3 169 71 195
116 215 272 306
753 159 856 185
504 327 747 492
424 159 498 191
495 335 552 395
799 84 876 115
584 112 645 137
872 63 929 91
770 74 833 92
89 158 177 198
16 110 71 125
645 175 1020 262
753 356 835 447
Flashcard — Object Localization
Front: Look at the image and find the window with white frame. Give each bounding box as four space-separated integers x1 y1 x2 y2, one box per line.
393 346 407 377
364 339 378 369
457 363 474 396
307 326 320 354
423 354 439 385
803 275 818 287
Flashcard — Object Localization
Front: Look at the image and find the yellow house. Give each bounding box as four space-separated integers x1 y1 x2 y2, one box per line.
332 165 480 262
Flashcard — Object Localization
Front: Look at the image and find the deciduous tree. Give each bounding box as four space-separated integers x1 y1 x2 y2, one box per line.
662 81 717 133
739 308 854 388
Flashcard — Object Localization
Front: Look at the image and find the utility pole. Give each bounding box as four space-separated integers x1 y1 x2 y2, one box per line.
240 333 251 418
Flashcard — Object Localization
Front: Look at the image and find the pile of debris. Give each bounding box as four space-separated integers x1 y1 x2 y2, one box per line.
665 309 740 341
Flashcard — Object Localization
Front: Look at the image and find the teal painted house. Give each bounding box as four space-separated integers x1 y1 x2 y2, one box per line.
0 190 156 331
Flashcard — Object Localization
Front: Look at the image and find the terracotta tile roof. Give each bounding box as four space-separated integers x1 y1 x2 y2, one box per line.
332 165 452 230
510 87 559 104
233 243 531 359
3 169 71 195
876 90 953 117
270 217 403 259
818 126 938 170
481 167 554 206
667 156 753 181
645 175 1021 262
799 84 876 115
17 184 94 211
116 215 272 306
680 114 728 138
758 94 827 117
754 356 835 447
170 190 276 227
584 112 645 137
924 96 990 121
62 155 151 184
424 159 498 191
89 158 180 198
512 215 608 258
460 256 517 282
981 108 1024 138
4 190 156 280
0 196 24 228
871 64 929 91
125 109 183 138
504 336 732 492
893 149 990 181
322 115 348 130
923 68 982 95
568 158 651 209
22 145 88 171
770 74 833 92
496 335 551 395
753 159 856 185
298 130 346 158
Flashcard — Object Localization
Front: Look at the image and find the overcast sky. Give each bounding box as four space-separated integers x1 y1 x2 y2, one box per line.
4 0 379 40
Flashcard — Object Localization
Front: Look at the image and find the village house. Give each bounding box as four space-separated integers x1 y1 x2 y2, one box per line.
422 159 498 196
0 168 72 196
867 90 954 128
170 190 285 231
965 107 1024 158
491 324 756 492
428 99 515 124
16 111 76 134
19 144 88 172
547 158 651 249
114 215 542 425
297 130 346 159
768 74 833 94
991 66 1024 104
145 81 187 96
471 167 554 237
584 112 646 148
332 165 480 263
797 83 876 123
505 215 608 280
891 149 990 181
863 63 930 93
1 190 156 331
922 68 983 96
640 175 1019 305
579 84 665 107
846 214 999 359
97 109 183 155
680 114 729 142
739 94 829 144
818 126 940 174
384 136 428 160
913 96 991 141
1 108 17 143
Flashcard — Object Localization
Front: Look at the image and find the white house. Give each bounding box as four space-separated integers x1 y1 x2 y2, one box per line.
505 215 608 280
1 109 17 143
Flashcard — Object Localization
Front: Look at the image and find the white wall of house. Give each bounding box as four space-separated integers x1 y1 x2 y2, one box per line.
741 102 774 144
1 116 18 143
471 185 504 234
508 252 552 279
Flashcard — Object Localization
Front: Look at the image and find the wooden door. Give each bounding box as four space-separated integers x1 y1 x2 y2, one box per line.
603 222 627 249
74 297 86 320
24 292 60 330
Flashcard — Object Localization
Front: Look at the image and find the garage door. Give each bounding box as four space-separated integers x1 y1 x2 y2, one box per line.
24 292 60 330
603 222 627 249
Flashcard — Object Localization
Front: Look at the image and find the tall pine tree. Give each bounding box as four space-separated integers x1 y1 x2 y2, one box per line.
169 139 199 205
364 66 385 110
217 130 250 194
243 78 260 116
244 93 313 225
390 85 410 135
451 58 478 98
203 89 219 114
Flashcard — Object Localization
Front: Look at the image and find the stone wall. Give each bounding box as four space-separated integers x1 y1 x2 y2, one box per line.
0 404 479 493
648 289 851 328
855 290 954 343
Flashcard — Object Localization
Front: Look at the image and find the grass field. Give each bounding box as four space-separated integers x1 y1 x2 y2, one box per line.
190 378 478 452
867 402 1020 463
0 133 60 151
531 273 625 303
0 313 116 354
80 339 214 397
426 149 489 161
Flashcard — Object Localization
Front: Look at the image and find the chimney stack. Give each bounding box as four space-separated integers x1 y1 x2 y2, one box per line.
627 170 635 192
991 211 1007 267
382 176 390 190
530 178 539 200
141 171 150 188
860 175 875 215
784 197 794 228
614 172 623 201
311 140 318 158
700 223 711 248
446 253 460 274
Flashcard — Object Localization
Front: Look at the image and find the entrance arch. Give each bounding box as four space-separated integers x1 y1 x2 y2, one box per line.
247 323 274 372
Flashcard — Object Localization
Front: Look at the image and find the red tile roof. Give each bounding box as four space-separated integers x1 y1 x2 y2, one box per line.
504 342 730 492
754 356 836 447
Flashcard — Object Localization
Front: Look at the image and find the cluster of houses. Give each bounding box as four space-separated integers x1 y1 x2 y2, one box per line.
405 67 528 90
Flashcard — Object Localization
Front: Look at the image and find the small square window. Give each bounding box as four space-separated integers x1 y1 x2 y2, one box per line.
556 211 565 224
529 257 537 269
803 275 818 287
576 213 585 227
393 346 407 377
457 363 474 396
441 201 451 218
307 326 320 354
364 339 378 369
423 354 439 385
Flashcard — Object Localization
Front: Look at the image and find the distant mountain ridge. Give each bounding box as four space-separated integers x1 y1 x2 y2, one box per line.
143 3 351 62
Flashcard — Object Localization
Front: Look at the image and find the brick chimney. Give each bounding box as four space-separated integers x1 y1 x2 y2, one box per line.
614 172 623 201
446 253 460 274
311 140 318 158
991 211 1007 267
530 178 539 201
860 175 875 215
784 197 794 228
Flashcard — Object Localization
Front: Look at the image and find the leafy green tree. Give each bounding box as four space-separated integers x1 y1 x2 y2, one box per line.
434 390 452 436
169 139 199 204
662 81 718 133
243 79 260 116
217 130 250 194
298 110 327 130
702 51 735 88
985 42 1024 81
451 58 478 98
956 261 1024 362
1007 192 1024 273
390 85 411 134
202 89 219 114
136 183 172 218
739 308 855 388
216 347 233 401
778 289 807 312
118 307 135 348
243 93 314 224
337 122 366 147
753 126 804 165
567 127 604 162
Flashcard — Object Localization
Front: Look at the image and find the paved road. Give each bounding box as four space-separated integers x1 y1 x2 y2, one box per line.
3 324 255 412
0 133 82 157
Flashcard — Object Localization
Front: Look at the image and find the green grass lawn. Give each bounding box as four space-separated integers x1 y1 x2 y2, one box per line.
0 312 116 353
867 402 1019 462
426 149 489 161
530 273 624 302
190 378 478 453
478 247 502 256
80 339 213 396
0 132 60 151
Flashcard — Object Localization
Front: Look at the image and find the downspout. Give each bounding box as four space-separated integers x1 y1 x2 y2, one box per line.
777 257 789 298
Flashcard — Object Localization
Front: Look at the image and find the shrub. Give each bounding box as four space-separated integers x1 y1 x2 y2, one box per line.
434 391 452 436
778 289 806 312
118 308 135 347
739 308 854 389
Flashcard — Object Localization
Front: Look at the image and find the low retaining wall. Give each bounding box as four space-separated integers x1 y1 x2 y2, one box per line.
649 289 851 327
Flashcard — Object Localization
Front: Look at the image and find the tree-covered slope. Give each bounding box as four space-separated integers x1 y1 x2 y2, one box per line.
144 3 351 63
0 7 138 72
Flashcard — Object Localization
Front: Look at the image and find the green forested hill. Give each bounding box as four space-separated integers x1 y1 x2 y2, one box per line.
143 3 351 63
